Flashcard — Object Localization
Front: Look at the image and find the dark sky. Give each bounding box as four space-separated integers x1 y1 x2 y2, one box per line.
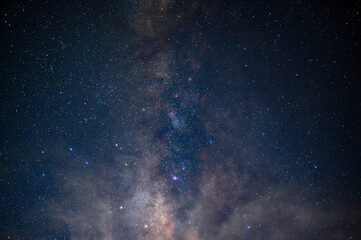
0 0 360 239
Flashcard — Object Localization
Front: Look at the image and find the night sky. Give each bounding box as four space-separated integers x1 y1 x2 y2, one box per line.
1 0 360 239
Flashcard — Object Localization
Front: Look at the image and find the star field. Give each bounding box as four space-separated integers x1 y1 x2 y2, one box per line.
0 0 360 239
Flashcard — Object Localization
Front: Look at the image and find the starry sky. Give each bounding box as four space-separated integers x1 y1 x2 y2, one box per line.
1 0 360 239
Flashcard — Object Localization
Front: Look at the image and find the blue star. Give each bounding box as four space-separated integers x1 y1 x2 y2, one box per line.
181 162 186 170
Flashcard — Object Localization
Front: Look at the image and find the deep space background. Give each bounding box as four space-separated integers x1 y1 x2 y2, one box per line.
1 0 361 239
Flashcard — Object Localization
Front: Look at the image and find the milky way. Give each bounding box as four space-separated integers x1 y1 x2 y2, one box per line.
1 0 360 239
